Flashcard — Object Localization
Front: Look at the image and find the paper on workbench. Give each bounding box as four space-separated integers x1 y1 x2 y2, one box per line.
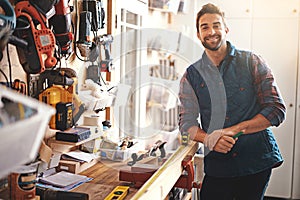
39 171 88 188
36 177 93 191
62 150 98 162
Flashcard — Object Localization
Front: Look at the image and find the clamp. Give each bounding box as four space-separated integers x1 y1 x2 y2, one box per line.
120 154 202 191
174 155 202 192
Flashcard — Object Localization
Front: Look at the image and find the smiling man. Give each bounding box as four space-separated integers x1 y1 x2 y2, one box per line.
178 3 286 200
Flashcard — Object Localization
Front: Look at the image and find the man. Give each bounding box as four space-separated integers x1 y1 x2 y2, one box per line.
178 3 286 200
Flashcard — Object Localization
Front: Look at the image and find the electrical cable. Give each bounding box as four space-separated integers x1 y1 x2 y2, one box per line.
6 44 12 88
0 68 9 86
99 68 108 86
73 0 88 62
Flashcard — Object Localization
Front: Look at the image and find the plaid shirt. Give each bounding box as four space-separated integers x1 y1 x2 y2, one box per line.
179 42 286 177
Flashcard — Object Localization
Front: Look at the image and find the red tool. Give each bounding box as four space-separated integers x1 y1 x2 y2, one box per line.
14 1 57 74
49 0 74 55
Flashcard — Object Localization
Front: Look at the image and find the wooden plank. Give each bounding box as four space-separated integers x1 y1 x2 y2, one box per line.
130 142 198 200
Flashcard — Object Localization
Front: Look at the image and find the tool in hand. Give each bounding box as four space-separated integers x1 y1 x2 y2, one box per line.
233 131 244 139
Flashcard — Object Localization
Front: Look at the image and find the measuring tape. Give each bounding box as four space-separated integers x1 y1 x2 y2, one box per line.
104 186 129 200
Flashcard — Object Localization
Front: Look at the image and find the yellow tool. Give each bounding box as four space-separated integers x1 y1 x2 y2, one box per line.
104 186 129 200
39 75 84 130
39 85 73 129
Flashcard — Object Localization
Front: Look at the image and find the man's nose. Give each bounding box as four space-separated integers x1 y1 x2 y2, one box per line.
207 27 216 35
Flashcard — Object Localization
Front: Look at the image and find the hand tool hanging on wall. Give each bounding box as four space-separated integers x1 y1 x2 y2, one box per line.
14 0 57 74
76 0 106 62
49 0 74 56
82 0 105 31
29 0 59 18
96 34 113 72
77 10 93 59
28 68 74 99
86 34 113 82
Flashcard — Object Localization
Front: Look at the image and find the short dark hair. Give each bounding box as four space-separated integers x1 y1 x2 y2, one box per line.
196 3 226 33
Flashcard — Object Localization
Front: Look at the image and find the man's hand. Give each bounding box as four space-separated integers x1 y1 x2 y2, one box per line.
213 135 236 153
204 129 236 153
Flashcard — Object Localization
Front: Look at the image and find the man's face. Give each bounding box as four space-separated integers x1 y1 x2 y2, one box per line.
197 13 229 51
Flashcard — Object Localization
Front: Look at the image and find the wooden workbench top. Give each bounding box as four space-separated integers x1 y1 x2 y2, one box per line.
72 160 138 200
73 141 199 200
0 160 138 200
0 142 200 200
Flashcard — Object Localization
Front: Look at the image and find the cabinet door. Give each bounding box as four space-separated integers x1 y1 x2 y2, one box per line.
226 19 252 50
252 18 298 199
253 0 298 18
196 0 252 18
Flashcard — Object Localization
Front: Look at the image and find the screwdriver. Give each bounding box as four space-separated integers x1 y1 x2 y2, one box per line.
232 131 244 139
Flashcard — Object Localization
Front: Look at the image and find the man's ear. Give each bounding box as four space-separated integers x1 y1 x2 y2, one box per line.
225 27 229 34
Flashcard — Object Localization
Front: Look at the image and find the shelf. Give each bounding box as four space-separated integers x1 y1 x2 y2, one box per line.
50 133 102 146
48 133 102 153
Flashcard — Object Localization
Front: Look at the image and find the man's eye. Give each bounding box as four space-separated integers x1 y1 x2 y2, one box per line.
213 25 221 29
201 26 208 31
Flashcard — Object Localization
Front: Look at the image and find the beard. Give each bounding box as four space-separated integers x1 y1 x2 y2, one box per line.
201 34 225 51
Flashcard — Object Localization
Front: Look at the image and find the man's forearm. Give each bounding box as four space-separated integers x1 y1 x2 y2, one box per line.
187 126 207 143
229 114 271 134
186 114 271 145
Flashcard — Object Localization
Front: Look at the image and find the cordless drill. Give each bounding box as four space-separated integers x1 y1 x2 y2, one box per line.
97 34 113 72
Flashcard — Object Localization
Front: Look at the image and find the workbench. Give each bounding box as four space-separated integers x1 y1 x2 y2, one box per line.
0 141 201 200
72 161 138 199
74 141 200 200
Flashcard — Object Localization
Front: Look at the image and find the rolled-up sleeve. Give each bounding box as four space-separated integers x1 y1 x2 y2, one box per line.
178 72 200 132
252 54 286 127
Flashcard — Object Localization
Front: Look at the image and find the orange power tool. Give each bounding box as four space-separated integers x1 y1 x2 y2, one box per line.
14 0 57 74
